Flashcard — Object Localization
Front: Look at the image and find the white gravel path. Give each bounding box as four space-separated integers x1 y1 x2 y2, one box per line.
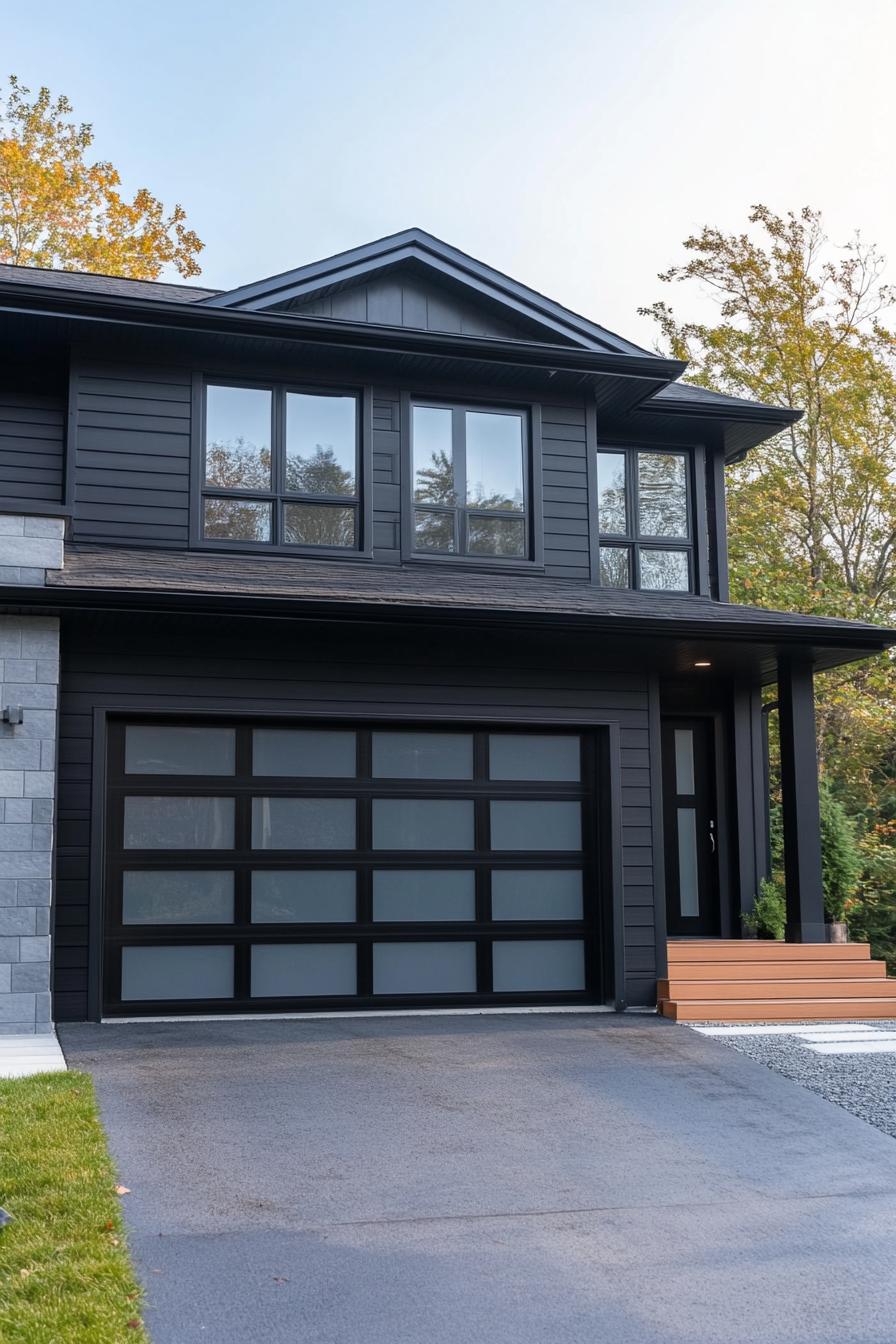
688 1020 896 1138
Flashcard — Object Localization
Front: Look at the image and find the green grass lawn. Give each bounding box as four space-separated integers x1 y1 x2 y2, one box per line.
0 1071 146 1342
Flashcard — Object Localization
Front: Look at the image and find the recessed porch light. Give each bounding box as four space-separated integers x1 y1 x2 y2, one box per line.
694 661 712 668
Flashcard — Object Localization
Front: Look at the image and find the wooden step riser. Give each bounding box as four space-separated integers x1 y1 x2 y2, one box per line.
664 961 886 982
668 941 870 962
660 978 896 1001
662 999 896 1022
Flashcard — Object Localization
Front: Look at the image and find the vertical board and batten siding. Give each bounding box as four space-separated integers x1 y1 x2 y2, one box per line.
71 364 191 546
0 388 65 505
53 614 657 1021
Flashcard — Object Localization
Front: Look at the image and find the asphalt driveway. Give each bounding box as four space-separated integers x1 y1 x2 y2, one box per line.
60 1013 896 1344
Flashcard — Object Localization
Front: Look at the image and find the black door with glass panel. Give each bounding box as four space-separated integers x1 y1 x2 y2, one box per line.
103 721 601 1015
662 718 719 936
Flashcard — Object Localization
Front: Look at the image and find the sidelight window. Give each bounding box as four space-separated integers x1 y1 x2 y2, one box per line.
201 382 360 550
596 447 692 591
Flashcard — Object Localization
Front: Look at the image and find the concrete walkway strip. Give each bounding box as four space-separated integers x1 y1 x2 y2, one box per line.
807 1039 896 1055
0 1032 67 1078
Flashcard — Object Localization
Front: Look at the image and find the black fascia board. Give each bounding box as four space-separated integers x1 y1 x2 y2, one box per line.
11 580 896 656
0 281 687 385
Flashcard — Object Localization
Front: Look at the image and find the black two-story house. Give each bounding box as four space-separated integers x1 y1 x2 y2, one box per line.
0 229 891 1032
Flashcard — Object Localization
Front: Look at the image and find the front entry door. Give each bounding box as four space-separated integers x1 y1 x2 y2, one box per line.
662 718 719 936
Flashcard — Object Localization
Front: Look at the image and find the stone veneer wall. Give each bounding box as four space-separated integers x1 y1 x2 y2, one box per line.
0 515 64 1033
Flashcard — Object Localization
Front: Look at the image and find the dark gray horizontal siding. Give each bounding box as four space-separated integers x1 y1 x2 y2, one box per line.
0 390 65 504
540 402 590 580
54 614 657 1021
370 391 400 561
72 363 191 546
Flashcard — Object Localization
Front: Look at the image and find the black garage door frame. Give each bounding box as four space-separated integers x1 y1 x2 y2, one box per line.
84 709 627 1019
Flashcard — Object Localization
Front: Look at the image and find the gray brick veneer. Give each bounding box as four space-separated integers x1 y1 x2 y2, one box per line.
0 514 63 1031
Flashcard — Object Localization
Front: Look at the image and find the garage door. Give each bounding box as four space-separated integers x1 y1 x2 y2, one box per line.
103 722 601 1015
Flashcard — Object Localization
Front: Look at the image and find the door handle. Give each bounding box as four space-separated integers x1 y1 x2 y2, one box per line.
709 820 716 853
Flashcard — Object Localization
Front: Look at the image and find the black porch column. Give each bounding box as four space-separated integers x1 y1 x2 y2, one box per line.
777 656 826 943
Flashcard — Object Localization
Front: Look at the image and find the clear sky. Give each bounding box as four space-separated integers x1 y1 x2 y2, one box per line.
4 0 895 346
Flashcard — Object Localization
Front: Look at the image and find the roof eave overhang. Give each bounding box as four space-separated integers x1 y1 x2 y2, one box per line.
0 283 686 388
9 582 894 673
639 395 803 459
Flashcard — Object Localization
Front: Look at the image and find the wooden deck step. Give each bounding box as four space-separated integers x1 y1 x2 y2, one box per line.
663 998 896 1023
667 940 870 962
660 976 896 1001
663 959 885 981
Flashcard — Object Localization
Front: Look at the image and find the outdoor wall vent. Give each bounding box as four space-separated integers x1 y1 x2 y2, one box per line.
1 706 24 725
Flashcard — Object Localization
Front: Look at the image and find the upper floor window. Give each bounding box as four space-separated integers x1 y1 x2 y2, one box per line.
596 447 692 591
202 382 360 549
411 403 528 559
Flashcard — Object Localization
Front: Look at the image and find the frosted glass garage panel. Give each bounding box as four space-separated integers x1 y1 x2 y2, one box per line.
252 729 357 778
251 871 356 923
373 942 477 994
490 801 582 851
492 940 585 992
122 871 234 924
251 943 357 997
488 734 581 782
251 798 356 849
491 870 583 921
121 945 234 1000
372 870 476 921
123 797 235 850
372 731 473 780
372 799 474 850
125 725 236 776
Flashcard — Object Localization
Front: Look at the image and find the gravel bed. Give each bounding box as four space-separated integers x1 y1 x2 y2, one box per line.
690 1021 896 1138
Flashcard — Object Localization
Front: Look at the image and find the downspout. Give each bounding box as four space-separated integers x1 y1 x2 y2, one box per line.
761 700 779 879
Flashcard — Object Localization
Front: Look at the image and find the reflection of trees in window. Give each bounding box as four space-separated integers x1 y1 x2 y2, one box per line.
203 497 270 541
467 483 524 512
467 516 526 556
286 445 354 497
638 454 687 537
205 439 271 491
414 449 455 505
284 504 355 547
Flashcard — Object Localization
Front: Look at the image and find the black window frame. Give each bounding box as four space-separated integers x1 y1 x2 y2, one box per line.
595 444 695 593
191 375 374 558
401 394 543 568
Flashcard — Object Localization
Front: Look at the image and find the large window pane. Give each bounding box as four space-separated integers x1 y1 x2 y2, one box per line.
414 508 455 552
251 871 357 923
205 385 272 490
465 412 524 511
283 503 355 548
639 549 690 591
372 799 474 850
251 798 356 850
122 871 234 924
492 939 585 992
253 729 357 778
491 870 583 921
285 392 356 496
489 734 580 782
372 731 473 780
251 943 357 997
638 453 688 537
123 797 234 850
490 800 582 851
599 546 630 588
372 871 476 922
597 452 627 535
466 515 526 557
125 726 235 776
121 945 234 1001
203 497 271 542
373 941 477 994
413 406 455 505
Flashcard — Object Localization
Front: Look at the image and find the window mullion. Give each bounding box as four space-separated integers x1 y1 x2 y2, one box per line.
453 408 467 555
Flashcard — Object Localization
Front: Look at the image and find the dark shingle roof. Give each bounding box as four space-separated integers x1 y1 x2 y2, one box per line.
44 546 894 648
0 263 218 303
649 381 797 417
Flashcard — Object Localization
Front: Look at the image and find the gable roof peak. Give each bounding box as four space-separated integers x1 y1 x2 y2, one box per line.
202 227 657 357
